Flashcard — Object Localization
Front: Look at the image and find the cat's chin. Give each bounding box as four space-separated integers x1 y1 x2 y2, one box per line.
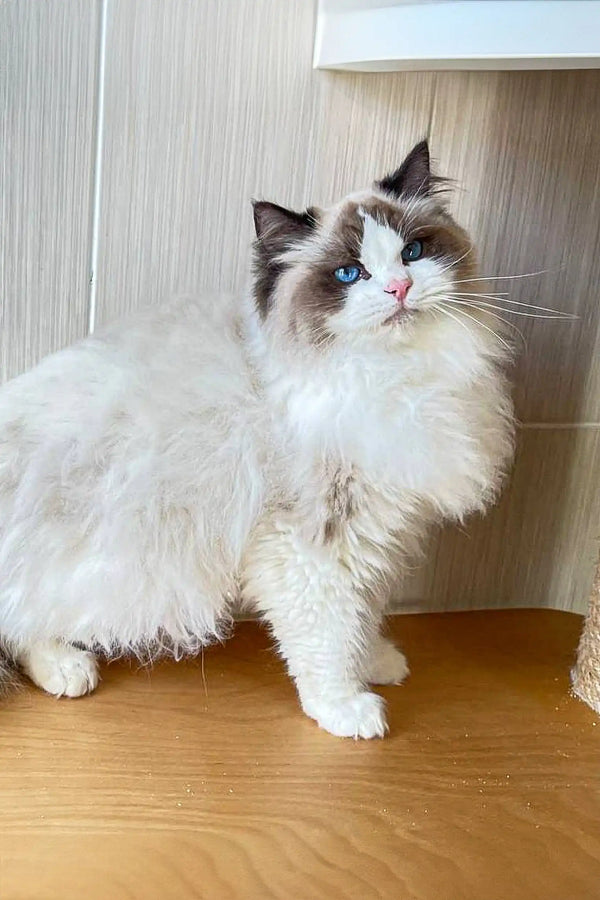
383 308 415 327
382 307 418 329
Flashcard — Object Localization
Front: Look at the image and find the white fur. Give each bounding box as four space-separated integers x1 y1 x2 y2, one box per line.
20 641 98 697
0 191 514 737
366 636 410 685
359 211 405 278
0 297 267 654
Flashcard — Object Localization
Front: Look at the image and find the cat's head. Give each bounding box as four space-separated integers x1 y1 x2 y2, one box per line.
252 140 475 347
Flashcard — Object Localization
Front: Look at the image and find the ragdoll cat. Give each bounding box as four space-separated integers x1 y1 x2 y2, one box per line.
0 141 513 738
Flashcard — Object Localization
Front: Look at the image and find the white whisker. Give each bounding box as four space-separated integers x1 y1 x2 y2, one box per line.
440 285 511 298
436 245 474 277
440 284 576 317
438 303 513 353
401 189 424 225
433 304 475 339
451 267 559 285
441 301 526 347
444 297 575 320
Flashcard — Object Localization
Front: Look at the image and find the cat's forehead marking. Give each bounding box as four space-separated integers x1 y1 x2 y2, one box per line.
359 210 404 273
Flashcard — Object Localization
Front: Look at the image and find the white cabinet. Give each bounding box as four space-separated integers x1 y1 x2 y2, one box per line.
314 1 600 70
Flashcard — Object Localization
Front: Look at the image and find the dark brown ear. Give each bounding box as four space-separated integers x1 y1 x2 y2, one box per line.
252 201 318 249
251 202 319 319
376 140 434 200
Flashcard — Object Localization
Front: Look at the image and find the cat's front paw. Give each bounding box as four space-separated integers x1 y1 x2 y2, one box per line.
302 691 388 739
21 642 99 698
367 638 410 685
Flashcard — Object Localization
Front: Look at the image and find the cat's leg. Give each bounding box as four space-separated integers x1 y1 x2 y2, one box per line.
18 640 99 698
243 524 387 739
364 633 410 685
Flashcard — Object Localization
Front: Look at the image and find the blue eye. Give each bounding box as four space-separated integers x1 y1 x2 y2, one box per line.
401 240 423 262
334 265 361 284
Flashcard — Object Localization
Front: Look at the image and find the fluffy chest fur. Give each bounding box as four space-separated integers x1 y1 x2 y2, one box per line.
242 312 512 616
256 313 512 524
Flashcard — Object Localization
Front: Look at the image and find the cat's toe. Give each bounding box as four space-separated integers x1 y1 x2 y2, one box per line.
367 639 410 685
21 643 99 698
302 691 388 739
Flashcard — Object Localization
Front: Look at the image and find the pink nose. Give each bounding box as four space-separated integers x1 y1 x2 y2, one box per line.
385 277 412 305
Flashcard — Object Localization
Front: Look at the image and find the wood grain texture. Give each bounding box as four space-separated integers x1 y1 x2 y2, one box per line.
0 0 98 382
0 613 598 900
94 0 434 324
430 70 600 424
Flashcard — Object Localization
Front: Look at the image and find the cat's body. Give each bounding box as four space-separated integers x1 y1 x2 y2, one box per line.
0 294 266 652
0 143 514 737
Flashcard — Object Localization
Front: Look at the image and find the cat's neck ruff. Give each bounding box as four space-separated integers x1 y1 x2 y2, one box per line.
244 294 507 484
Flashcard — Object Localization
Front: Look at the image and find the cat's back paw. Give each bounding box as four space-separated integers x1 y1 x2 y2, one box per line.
20 642 99 698
367 637 410 685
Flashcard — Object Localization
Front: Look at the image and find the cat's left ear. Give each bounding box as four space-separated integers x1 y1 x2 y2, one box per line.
376 139 437 200
252 201 319 250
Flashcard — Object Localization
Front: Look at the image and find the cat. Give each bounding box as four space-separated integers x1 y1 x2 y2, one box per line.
0 141 514 738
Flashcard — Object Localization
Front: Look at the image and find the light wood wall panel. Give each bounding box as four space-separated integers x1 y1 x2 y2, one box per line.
0 1 98 382
395 431 600 617
94 0 435 325
418 71 600 616
430 70 600 425
424 428 600 614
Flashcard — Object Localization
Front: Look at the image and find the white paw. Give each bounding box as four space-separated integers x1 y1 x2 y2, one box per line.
302 691 388 739
367 638 410 685
21 642 99 698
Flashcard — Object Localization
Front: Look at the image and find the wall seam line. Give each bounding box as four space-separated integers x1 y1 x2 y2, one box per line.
87 0 109 335
519 423 600 430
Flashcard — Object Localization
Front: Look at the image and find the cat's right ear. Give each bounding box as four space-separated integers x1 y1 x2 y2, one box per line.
375 140 442 201
252 201 318 252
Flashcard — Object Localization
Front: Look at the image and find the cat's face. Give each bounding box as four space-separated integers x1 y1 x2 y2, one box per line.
252 141 475 346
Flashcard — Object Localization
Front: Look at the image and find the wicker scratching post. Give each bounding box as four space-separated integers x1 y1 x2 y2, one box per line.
572 551 600 715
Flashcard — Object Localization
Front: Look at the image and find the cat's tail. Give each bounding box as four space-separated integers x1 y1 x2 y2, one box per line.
0 644 20 697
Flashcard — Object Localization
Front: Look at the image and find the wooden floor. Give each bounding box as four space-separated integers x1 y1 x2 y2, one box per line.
0 610 598 900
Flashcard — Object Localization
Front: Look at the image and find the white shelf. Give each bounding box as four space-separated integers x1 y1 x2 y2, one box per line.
314 0 600 71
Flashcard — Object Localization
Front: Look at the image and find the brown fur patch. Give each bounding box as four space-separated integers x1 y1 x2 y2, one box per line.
323 468 355 543
358 197 410 235
290 204 365 342
252 203 320 319
360 197 475 279
409 216 475 279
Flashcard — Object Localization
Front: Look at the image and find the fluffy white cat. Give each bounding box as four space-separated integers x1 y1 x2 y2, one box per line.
0 142 513 737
